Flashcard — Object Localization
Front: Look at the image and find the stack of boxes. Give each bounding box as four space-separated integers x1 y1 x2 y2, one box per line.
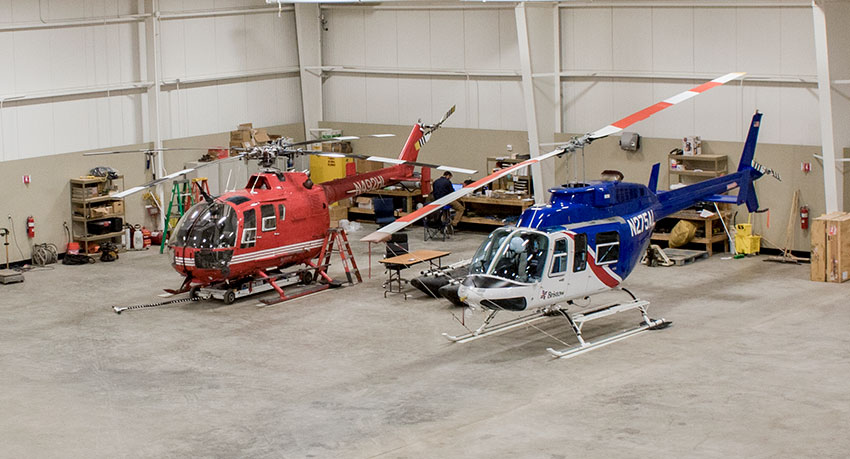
229 123 272 151
811 212 850 283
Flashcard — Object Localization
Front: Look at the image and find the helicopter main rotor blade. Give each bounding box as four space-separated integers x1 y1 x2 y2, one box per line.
112 153 247 199
83 147 226 157
587 72 745 140
360 72 745 243
290 149 476 176
284 134 395 149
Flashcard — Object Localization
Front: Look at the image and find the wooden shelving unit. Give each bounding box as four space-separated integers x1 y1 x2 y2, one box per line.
487 157 532 198
70 176 125 254
668 154 727 189
651 209 731 255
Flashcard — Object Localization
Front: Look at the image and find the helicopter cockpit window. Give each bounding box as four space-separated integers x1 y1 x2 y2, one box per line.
550 238 568 275
470 228 513 275
573 233 587 272
241 208 257 248
489 231 549 283
278 204 286 221
595 231 619 265
168 202 237 249
261 204 276 232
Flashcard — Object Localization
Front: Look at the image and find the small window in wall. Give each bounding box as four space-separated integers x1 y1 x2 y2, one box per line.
278 204 286 221
551 238 568 275
596 231 619 265
241 208 257 248
261 204 276 232
573 233 587 272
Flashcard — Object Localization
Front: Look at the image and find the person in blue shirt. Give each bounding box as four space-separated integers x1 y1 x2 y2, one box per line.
432 171 464 226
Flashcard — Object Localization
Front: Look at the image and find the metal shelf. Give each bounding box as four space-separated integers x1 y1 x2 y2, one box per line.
72 213 124 222
74 231 125 242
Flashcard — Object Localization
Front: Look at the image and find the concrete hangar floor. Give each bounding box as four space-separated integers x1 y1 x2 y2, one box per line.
1 223 848 458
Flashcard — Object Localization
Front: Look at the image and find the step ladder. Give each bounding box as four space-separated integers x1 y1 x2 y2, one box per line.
314 228 362 285
160 177 209 254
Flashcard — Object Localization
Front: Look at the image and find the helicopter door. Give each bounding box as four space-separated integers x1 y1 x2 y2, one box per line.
569 233 589 293
256 204 277 249
548 238 568 277
240 208 257 249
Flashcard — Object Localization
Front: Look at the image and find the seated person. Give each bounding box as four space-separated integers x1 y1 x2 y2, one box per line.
432 171 465 227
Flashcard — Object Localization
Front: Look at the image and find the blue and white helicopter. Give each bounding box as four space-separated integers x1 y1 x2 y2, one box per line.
363 73 778 358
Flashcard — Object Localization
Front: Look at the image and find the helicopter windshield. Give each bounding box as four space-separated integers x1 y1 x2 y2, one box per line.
470 228 549 283
168 202 237 249
470 228 513 275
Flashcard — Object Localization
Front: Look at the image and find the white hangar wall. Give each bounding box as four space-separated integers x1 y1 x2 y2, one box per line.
559 4 818 145
318 3 819 147
319 6 526 132
0 0 303 163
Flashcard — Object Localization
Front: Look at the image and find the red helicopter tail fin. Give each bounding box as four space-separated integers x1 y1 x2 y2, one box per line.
398 124 427 163
397 105 456 163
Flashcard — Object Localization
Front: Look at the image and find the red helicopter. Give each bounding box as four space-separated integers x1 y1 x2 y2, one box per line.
109 107 470 311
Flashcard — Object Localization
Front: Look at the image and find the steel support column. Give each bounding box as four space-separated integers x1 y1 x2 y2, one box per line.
516 3 557 203
812 0 850 212
294 4 323 172
145 0 165 230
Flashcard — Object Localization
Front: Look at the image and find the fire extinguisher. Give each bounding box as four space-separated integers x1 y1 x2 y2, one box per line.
801 206 809 230
26 216 35 238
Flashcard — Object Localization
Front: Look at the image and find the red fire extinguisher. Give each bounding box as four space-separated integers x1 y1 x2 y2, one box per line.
801 206 809 230
26 216 35 238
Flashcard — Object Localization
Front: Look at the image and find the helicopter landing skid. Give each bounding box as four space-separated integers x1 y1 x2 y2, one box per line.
546 299 670 359
443 298 670 359
442 308 553 344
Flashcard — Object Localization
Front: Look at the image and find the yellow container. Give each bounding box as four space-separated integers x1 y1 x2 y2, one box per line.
735 233 761 254
309 155 353 184
735 223 753 237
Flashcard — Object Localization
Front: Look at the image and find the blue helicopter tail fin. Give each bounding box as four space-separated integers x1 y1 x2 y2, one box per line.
737 111 762 173
737 180 760 212
647 163 660 194
736 111 764 212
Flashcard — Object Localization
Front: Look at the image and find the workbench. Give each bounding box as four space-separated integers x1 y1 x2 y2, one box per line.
458 195 534 226
347 187 422 220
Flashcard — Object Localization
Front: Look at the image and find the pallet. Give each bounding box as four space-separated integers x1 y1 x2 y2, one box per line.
662 248 709 266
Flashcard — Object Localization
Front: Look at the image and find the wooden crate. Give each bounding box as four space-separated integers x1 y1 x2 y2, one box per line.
811 212 850 283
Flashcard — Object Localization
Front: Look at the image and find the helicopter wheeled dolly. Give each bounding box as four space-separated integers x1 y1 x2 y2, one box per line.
192 268 319 305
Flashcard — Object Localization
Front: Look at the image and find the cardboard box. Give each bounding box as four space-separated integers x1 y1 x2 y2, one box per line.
111 201 124 214
811 212 850 283
252 128 270 143
355 197 373 210
355 158 383 174
72 186 100 199
230 130 251 141
336 197 353 208
329 206 348 227
331 141 353 154
238 122 253 131
90 206 111 218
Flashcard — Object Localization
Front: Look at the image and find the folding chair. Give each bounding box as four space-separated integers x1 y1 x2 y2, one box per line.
424 206 453 241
